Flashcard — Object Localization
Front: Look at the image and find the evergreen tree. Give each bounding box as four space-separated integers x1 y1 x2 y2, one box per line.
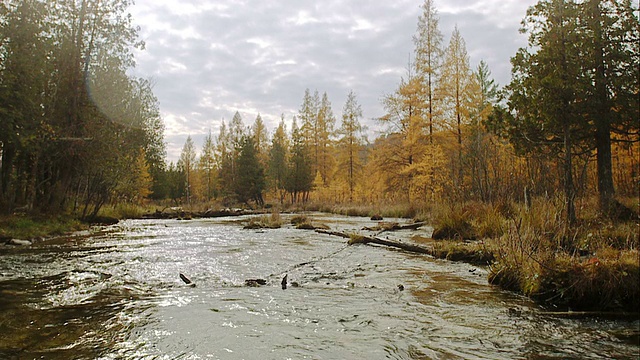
579 0 639 213
285 116 313 203
503 0 584 223
235 136 265 206
269 117 289 203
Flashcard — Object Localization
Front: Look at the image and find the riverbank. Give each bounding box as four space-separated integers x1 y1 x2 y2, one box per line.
2 197 638 313
418 198 639 313
0 214 87 243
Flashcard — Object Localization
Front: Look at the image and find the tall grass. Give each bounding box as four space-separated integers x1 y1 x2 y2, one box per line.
488 196 639 311
0 215 85 239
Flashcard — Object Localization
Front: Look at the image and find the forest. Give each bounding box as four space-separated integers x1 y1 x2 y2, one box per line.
0 0 638 310
159 0 639 223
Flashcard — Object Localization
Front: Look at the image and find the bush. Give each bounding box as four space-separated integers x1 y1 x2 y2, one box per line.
431 203 476 240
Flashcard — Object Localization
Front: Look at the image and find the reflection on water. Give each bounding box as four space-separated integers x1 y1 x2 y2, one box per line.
1 214 638 359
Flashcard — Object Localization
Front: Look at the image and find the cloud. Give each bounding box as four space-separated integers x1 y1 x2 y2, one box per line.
129 0 536 161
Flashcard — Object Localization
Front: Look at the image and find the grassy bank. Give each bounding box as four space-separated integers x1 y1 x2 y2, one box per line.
0 214 86 241
423 197 639 312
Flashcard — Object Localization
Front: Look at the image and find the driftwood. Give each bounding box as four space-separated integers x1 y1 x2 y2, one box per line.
316 229 433 255
362 221 427 233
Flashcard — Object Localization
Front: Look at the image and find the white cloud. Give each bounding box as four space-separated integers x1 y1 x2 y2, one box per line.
129 0 539 161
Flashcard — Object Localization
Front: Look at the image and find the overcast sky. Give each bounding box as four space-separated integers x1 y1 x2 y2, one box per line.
127 0 539 162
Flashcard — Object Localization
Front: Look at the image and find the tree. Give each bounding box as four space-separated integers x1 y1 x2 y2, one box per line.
466 60 501 202
440 25 479 189
337 90 365 202
268 117 288 203
580 0 639 213
0 0 160 216
413 0 444 142
379 69 427 202
199 130 216 201
504 0 584 224
285 116 313 203
252 114 269 167
178 135 197 208
476 60 499 118
235 136 265 206
316 92 337 185
229 111 245 149
216 120 236 203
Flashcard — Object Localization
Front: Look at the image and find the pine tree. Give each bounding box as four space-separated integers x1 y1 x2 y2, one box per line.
235 136 266 206
580 0 639 213
285 116 313 203
505 0 584 223
269 117 289 204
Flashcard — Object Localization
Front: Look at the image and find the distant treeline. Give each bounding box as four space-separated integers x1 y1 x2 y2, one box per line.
1 0 637 221
165 0 638 222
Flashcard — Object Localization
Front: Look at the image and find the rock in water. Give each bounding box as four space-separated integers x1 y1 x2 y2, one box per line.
281 274 288 290
245 278 267 287
179 273 192 285
8 239 32 246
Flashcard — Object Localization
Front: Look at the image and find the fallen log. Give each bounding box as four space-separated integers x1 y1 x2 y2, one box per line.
316 229 433 255
362 221 427 233
315 229 351 239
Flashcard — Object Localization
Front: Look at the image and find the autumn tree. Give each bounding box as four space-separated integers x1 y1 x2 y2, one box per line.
337 91 365 202
316 92 337 185
216 120 234 202
414 0 444 142
252 114 269 167
178 136 197 208
440 25 479 190
465 60 501 201
199 130 216 201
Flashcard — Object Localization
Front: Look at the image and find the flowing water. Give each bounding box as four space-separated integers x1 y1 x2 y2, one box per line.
0 214 638 359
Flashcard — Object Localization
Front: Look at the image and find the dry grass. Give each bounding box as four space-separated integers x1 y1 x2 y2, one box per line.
244 210 283 229
488 197 639 311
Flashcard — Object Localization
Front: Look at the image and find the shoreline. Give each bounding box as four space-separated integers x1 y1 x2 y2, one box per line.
2 208 638 315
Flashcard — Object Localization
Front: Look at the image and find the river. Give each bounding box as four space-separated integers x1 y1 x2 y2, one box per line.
1 214 638 359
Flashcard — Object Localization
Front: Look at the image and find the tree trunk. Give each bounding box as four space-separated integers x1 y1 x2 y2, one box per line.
563 122 576 225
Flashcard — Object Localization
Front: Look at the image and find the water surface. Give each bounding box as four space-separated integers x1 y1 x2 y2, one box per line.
1 214 638 359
